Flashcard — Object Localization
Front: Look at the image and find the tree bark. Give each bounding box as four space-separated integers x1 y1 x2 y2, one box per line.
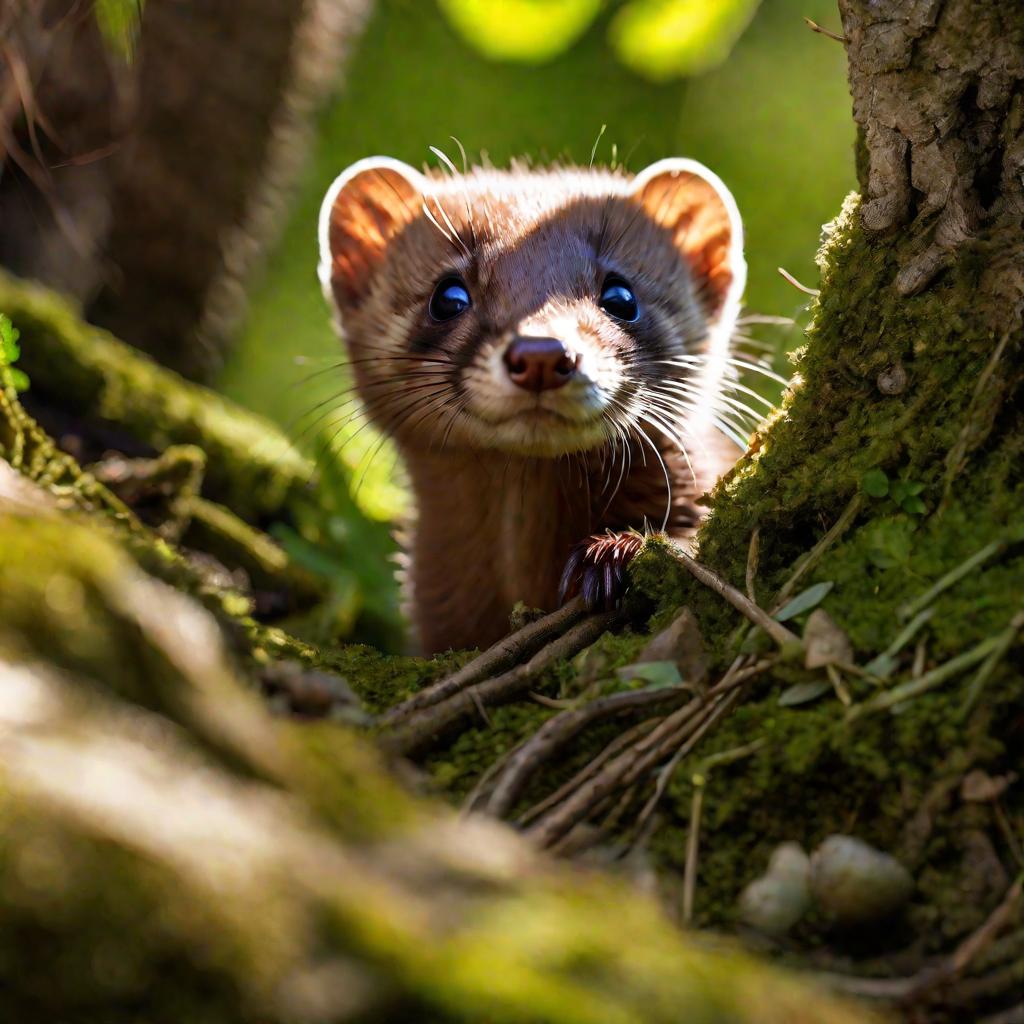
0 0 372 381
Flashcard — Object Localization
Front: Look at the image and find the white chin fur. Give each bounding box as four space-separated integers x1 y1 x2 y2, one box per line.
463 411 612 458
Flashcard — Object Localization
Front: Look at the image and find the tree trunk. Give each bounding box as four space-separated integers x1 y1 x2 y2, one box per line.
0 0 372 381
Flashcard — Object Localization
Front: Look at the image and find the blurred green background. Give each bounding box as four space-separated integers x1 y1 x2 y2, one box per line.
217 0 855 644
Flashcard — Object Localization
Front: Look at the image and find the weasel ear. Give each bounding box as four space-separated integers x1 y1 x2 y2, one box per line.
318 157 427 308
630 158 746 320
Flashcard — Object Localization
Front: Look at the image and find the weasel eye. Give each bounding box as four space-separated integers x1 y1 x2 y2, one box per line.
599 276 639 323
429 276 471 322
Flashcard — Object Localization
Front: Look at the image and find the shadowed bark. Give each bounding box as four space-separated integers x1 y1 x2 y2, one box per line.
0 0 372 380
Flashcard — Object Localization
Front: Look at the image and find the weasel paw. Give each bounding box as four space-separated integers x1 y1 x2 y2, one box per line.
558 531 646 611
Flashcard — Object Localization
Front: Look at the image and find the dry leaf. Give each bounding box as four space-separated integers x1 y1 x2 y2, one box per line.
803 609 853 669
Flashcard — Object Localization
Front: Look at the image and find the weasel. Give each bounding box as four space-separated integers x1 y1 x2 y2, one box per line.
318 156 746 654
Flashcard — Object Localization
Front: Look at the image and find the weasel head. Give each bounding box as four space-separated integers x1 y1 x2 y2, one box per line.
319 157 745 459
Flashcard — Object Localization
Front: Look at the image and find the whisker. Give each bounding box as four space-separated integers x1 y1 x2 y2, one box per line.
651 380 765 425
657 355 790 387
427 194 472 260
631 418 673 533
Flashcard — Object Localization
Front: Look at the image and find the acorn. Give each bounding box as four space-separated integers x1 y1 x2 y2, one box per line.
809 834 913 925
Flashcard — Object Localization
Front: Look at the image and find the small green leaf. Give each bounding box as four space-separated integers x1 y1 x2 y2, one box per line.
862 468 889 498
615 660 683 689
774 581 835 622
778 680 832 707
901 495 927 516
9 368 29 392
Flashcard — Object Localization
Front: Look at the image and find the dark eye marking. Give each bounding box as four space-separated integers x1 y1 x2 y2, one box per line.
598 275 640 323
429 275 472 322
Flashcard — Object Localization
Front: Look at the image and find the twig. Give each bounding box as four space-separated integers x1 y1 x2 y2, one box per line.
526 699 705 848
470 689 492 728
598 782 640 836
382 609 619 756
897 540 1004 622
773 493 863 609
484 686 689 818
994 802 1024 870
803 16 847 42
943 331 1012 507
669 545 799 650
877 608 936 665
629 687 745 848
516 718 657 827
745 526 760 602
949 876 1023 977
848 633 1009 720
777 266 820 296
529 692 576 710
381 597 586 727
827 663 852 706
912 639 927 679
527 660 772 848
627 656 749 842
961 611 1024 718
682 784 704 924
461 741 523 815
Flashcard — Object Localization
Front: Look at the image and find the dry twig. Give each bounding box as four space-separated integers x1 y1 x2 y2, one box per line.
526 660 772 848
382 597 587 727
484 685 689 818
383 609 619 756
803 16 847 42
669 545 799 649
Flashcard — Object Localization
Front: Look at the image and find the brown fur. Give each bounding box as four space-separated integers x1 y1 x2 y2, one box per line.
319 159 746 653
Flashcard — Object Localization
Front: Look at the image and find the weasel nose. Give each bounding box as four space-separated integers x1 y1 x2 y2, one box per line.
503 337 579 392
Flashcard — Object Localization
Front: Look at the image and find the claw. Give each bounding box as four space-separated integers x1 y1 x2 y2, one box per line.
559 531 646 612
558 544 586 604
582 563 602 609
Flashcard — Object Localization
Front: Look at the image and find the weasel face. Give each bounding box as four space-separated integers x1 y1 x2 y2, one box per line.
319 158 745 460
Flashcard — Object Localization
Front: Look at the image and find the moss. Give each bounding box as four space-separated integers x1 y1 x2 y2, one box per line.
251 622 455 716
0 270 313 522
0 519 872 1024
617 195 1024 945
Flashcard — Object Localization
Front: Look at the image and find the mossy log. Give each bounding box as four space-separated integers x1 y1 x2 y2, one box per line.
0 270 312 521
